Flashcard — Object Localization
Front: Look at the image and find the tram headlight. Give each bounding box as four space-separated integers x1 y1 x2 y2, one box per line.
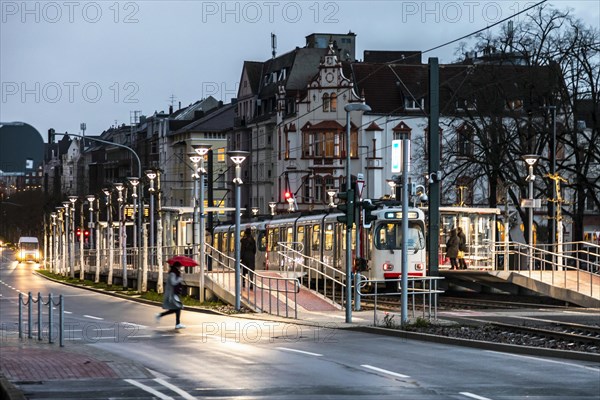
415 263 424 271
382 262 394 271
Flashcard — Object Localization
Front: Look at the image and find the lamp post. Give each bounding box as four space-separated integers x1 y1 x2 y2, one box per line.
287 197 295 212
86 195 95 250
102 187 114 285
128 177 139 249
50 212 57 273
343 102 371 323
269 201 276 216
78 198 85 280
189 153 202 267
62 200 71 277
252 207 259 218
68 196 78 278
114 182 127 288
327 190 337 208
522 154 539 270
194 145 211 302
228 150 249 311
145 170 157 251
57 206 66 274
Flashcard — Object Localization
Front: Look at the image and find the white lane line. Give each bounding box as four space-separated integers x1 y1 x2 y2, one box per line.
485 351 600 373
83 314 103 320
361 364 409 379
121 322 148 329
276 347 323 357
124 379 174 400
460 392 493 400
63 311 72 314
154 378 196 400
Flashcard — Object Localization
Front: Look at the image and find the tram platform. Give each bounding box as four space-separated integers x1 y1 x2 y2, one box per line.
440 269 600 308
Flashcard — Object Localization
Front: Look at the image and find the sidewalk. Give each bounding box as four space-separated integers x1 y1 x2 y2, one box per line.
0 335 153 399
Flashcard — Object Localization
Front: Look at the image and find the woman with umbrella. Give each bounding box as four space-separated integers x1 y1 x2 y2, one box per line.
156 257 194 329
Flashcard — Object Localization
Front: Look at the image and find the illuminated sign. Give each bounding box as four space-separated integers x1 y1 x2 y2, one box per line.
384 211 419 220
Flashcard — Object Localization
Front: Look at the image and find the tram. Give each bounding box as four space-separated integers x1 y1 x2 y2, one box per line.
17 236 40 262
212 204 428 286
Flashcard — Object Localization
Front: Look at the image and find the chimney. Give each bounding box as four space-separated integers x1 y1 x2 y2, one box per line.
169 105 173 114
179 101 181 110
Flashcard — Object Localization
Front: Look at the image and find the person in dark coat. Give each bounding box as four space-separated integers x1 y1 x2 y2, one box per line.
457 227 468 269
446 229 460 270
155 262 185 329
240 227 256 288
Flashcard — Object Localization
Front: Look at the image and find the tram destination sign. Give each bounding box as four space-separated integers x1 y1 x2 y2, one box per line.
384 211 419 219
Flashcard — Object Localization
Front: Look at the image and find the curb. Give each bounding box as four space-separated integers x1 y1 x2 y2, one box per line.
347 326 600 363
0 375 26 400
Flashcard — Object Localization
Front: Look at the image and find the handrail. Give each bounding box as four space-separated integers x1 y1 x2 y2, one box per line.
276 241 346 307
494 241 599 298
205 243 300 318
356 276 445 326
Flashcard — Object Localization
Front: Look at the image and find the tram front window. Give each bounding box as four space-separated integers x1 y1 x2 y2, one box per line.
375 223 425 251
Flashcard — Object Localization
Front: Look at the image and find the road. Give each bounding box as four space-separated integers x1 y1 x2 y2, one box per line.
1 248 599 399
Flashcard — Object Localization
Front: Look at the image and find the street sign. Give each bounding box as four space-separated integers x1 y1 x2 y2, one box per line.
356 180 365 199
520 198 542 208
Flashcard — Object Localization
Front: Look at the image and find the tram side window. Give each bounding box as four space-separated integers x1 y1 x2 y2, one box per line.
286 227 294 244
297 226 305 251
268 229 277 251
258 231 267 252
312 225 320 251
324 223 334 251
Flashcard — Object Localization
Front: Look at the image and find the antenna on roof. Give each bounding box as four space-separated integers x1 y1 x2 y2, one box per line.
507 20 514 50
271 33 277 59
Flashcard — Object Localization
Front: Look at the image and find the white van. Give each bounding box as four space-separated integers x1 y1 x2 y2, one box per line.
17 236 40 262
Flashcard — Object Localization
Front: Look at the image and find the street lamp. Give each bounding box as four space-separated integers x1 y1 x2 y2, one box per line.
102 187 114 285
287 196 295 212
343 102 371 323
522 154 539 270
50 212 57 273
228 150 249 311
57 206 66 274
269 202 276 216
386 180 397 199
327 190 337 207
68 196 78 278
114 182 127 288
128 177 139 249
86 195 95 250
145 170 157 250
189 153 202 266
194 145 211 302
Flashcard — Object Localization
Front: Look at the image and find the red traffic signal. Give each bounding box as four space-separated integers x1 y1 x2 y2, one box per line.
284 191 292 200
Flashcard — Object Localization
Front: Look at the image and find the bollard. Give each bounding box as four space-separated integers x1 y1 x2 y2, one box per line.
18 293 23 339
37 292 42 341
59 295 64 347
28 292 32 339
48 293 54 344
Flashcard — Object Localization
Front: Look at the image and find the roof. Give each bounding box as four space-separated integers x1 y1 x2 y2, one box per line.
171 102 236 136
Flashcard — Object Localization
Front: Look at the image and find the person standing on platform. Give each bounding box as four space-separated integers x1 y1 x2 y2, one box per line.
240 227 256 289
156 262 185 329
446 229 460 270
457 227 467 270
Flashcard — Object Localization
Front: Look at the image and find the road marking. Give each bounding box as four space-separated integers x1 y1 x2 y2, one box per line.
63 311 72 314
124 379 174 400
460 392 493 400
276 347 323 357
83 314 103 320
361 364 409 379
154 378 196 400
486 351 600 372
121 322 148 329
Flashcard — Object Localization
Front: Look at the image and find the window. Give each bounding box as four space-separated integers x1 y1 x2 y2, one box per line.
322 94 330 112
330 93 337 111
456 123 474 157
217 148 225 162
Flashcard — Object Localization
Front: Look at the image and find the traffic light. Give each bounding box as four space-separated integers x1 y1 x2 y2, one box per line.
284 191 292 201
336 189 355 227
361 199 378 228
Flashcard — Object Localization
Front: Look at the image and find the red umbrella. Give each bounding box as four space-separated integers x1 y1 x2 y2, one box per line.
167 255 198 267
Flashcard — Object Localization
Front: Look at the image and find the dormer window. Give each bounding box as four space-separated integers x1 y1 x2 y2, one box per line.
404 97 424 110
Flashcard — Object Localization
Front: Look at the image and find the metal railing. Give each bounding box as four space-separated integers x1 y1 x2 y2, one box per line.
355 276 445 326
277 242 346 307
494 241 600 298
18 292 64 346
205 244 300 318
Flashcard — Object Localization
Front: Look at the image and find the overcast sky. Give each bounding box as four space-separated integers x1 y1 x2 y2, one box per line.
1 0 598 140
